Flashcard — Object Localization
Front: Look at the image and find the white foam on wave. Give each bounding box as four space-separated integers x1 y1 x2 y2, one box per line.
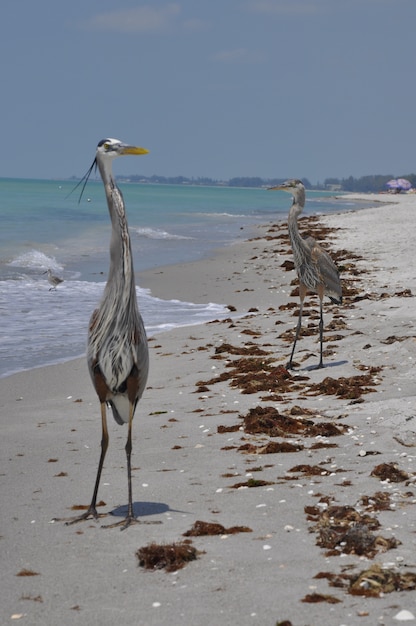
190 211 247 219
0 278 229 377
8 249 64 273
134 227 194 241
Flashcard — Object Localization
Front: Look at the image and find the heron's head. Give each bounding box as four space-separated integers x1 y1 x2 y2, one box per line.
72 138 149 204
96 138 149 159
268 179 304 194
268 179 306 208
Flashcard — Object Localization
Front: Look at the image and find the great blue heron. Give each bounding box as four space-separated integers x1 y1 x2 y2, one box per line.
43 269 63 290
67 138 149 530
269 179 342 369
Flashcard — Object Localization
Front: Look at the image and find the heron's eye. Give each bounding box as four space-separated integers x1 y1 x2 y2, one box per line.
104 143 110 151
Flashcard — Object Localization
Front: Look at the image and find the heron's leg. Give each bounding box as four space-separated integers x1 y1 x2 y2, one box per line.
124 406 135 527
102 402 138 530
66 402 109 525
287 286 306 369
317 297 324 368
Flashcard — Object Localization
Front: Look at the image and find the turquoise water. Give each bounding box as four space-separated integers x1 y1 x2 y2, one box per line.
0 178 361 377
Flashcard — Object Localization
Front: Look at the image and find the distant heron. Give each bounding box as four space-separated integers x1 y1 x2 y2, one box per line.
269 179 342 369
67 138 149 530
43 269 63 291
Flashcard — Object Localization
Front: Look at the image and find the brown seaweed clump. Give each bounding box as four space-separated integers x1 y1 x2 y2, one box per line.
230 478 275 488
306 504 400 558
136 540 199 572
16 569 40 577
238 441 304 455
197 359 308 395
348 564 416 597
370 462 410 483
315 565 416 597
301 592 342 604
183 520 252 536
359 491 393 511
305 373 379 400
240 405 347 438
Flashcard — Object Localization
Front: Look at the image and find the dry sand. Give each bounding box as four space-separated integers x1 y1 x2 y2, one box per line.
1 192 416 625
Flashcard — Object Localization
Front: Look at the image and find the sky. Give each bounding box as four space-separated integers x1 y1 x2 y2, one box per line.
2 0 416 183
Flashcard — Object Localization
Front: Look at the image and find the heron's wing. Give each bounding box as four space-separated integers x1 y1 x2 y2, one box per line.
309 241 342 302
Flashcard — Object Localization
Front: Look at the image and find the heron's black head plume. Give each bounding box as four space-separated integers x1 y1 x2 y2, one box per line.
67 157 97 204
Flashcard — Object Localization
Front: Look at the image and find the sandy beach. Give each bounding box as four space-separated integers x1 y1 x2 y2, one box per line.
1 192 416 625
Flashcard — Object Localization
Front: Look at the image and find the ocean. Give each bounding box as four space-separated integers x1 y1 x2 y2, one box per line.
0 178 363 378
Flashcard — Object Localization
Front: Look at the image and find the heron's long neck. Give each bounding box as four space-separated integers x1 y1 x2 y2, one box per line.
98 160 136 303
288 197 308 267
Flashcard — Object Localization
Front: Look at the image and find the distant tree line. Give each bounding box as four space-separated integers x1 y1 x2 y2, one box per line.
119 174 313 189
117 173 416 192
323 174 416 192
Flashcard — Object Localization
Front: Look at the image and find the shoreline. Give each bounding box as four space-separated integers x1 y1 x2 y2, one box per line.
2 193 416 625
0 190 383 380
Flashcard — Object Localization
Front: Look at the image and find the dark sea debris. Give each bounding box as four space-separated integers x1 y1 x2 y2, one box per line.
281 259 295 271
306 504 400 558
309 504 380 530
326 318 348 330
219 406 347 456
16 569 40 577
214 342 269 356
395 288 413 297
381 334 415 344
197 359 309 395
314 570 352 588
136 540 200 572
240 405 347 438
289 464 337 477
360 491 393 511
20 594 43 603
301 592 342 604
370 462 410 483
314 565 416 597
70 500 106 511
183 520 252 536
217 424 241 434
310 442 339 450
348 564 416 597
355 364 383 374
241 327 261 335
305 373 379 400
238 441 304 454
230 478 275 488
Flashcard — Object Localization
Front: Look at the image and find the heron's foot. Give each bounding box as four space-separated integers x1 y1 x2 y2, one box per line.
64 506 105 526
101 514 140 531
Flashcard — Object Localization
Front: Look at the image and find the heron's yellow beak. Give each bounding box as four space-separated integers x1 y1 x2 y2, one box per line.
267 185 284 191
121 146 149 156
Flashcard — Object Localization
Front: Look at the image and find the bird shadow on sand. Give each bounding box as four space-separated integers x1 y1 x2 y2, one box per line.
299 359 348 372
109 501 188 520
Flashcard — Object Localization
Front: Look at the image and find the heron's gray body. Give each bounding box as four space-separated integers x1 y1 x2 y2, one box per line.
87 175 149 424
269 179 342 368
288 205 341 304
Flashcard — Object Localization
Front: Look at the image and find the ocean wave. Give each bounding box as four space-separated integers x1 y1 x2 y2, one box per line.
189 211 248 219
8 249 64 273
134 227 194 241
0 278 229 378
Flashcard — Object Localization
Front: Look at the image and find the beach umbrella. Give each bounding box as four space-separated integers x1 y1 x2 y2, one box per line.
396 178 412 191
386 179 400 189
386 178 412 191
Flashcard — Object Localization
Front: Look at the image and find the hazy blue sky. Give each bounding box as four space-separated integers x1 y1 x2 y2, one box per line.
2 0 416 182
